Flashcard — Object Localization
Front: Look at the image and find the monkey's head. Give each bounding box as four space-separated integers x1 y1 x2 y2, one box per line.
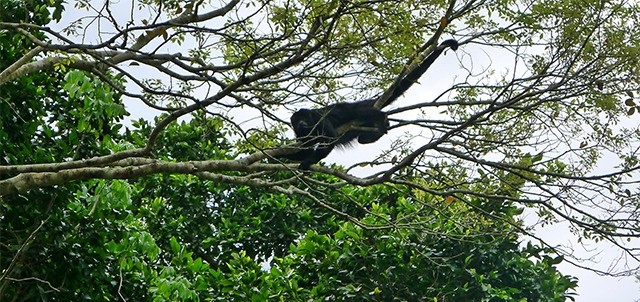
291 109 322 136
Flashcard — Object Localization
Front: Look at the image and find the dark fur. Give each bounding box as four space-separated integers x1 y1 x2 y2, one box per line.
281 98 388 169
281 39 458 169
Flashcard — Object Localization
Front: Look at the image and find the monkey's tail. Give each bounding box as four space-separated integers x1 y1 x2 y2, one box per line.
383 39 459 107
440 39 458 51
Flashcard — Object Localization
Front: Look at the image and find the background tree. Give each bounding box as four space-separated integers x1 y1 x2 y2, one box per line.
1 0 639 300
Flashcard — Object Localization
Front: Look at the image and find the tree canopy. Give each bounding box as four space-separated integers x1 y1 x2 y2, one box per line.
1 0 640 300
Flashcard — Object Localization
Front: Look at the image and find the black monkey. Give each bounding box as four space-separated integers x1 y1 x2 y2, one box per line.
279 98 387 170
280 39 459 170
